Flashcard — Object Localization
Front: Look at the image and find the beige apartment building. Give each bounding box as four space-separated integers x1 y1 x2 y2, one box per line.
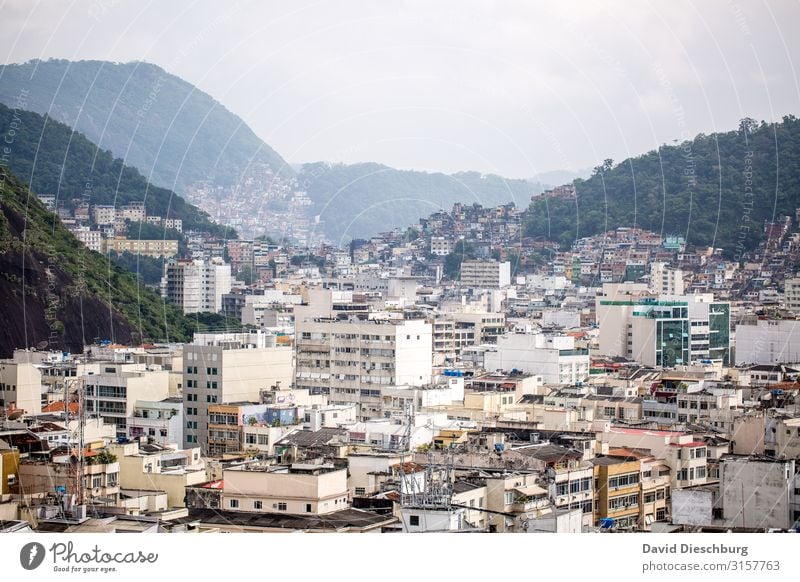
104 237 179 258
222 462 349 515
182 332 293 452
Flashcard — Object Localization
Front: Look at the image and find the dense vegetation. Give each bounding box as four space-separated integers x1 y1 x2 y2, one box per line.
299 162 541 243
0 59 291 194
0 103 230 237
108 251 165 286
0 168 212 356
523 116 800 257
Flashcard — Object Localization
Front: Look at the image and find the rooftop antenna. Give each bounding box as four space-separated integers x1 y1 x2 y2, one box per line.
67 355 87 516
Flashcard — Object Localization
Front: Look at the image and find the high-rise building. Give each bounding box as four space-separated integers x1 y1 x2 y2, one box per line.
460 259 511 288
182 332 293 452
293 291 432 420
163 258 232 314
596 284 730 366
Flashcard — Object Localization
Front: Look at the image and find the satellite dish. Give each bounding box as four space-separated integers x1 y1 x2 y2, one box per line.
36 341 49 350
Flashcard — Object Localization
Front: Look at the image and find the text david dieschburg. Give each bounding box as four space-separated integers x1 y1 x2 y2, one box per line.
643 543 748 557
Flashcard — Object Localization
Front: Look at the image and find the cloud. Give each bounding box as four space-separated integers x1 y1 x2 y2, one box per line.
1 0 798 178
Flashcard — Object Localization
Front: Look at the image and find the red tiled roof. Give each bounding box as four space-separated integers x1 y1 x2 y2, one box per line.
42 401 78 414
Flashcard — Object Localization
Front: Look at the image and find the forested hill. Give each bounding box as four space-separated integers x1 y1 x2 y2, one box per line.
0 103 229 237
299 162 540 243
523 116 800 257
0 168 200 357
0 59 291 194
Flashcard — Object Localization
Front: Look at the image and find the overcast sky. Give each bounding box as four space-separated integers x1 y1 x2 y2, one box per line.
1 0 799 179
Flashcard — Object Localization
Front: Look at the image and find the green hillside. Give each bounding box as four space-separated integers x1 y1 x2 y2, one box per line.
0 102 229 237
0 167 201 357
0 59 291 194
524 116 800 257
299 162 540 242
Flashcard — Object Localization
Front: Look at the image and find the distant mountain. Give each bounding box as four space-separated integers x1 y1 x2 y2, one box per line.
0 103 228 237
0 167 200 357
524 116 800 257
530 168 592 188
299 162 541 243
0 59 291 194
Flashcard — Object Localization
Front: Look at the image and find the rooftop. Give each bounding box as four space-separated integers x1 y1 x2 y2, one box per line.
186 507 395 532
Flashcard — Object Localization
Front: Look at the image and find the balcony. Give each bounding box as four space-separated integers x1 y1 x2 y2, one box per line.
511 496 550 513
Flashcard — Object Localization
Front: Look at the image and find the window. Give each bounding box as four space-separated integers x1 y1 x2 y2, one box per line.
656 508 666 521
246 434 257 445
504 491 514 505
306 504 312 513
409 515 420 526
355 487 366 496
608 473 639 489
258 435 269 445
608 493 638 511
277 502 287 511
230 499 239 508
254 501 262 509
92 476 102 489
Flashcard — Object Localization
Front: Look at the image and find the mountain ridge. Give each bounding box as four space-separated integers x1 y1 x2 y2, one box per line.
0 59 292 195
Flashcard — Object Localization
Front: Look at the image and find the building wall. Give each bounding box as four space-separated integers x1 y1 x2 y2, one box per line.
85 370 170 437
0 361 43 414
720 457 796 529
671 488 715 526
484 333 589 384
593 459 641 528
183 344 293 451
1 449 20 495
735 320 800 365
222 466 348 515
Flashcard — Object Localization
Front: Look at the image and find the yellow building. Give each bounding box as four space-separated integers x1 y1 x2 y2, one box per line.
103 237 179 258
592 455 641 530
608 448 671 530
433 428 472 449
0 446 20 495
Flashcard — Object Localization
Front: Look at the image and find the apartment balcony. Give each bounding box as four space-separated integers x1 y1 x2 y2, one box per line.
510 497 550 513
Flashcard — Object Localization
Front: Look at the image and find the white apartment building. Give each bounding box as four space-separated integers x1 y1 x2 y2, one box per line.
222 462 349 515
735 319 800 365
92 205 117 226
649 262 684 295
460 259 511 289
294 316 432 415
83 364 171 438
430 236 454 256
182 332 293 451
70 226 103 253
484 332 590 385
0 358 43 414
164 218 183 233
126 397 184 446
163 258 232 314
119 202 146 222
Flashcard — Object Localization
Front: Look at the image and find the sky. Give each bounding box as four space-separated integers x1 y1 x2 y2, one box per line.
1 0 799 179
